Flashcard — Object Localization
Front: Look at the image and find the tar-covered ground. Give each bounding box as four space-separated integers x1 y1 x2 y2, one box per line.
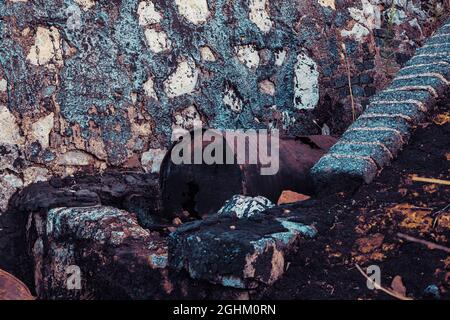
263 99 450 300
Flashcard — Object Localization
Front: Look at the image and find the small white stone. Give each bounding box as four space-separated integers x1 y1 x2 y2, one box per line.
74 0 95 10
23 167 50 186
57 150 95 166
164 59 198 98
137 1 162 26
144 28 171 53
27 27 63 67
0 79 7 92
200 46 216 62
0 173 23 213
248 0 273 33
274 48 287 67
341 23 370 42
343 0 381 42
259 79 275 96
171 105 203 140
235 45 260 69
0 105 23 145
172 105 202 132
318 0 336 10
141 148 167 173
293 53 319 110
175 0 210 25
31 113 54 149
143 76 158 100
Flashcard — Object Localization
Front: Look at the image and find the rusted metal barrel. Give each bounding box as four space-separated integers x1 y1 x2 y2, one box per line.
0 269 34 300
160 129 336 218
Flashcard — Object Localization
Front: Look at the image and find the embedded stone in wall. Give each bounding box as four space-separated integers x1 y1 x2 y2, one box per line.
164 59 198 98
248 0 273 33
274 48 287 67
341 0 381 42
26 27 63 67
0 79 7 92
0 173 23 213
144 28 171 53
141 148 167 174
172 105 202 138
74 0 95 11
0 144 21 172
223 84 244 113
137 1 162 26
318 0 335 10
143 76 158 100
341 23 370 41
293 53 319 110
22 167 50 186
259 79 276 96
235 45 260 69
30 113 54 149
56 150 95 166
0 105 23 145
200 46 216 62
174 0 210 25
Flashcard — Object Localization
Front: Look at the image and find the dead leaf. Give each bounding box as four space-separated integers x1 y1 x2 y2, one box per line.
433 112 450 125
391 275 407 297
356 233 385 254
277 190 310 205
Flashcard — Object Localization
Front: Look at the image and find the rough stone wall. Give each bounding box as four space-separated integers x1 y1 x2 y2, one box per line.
0 0 447 213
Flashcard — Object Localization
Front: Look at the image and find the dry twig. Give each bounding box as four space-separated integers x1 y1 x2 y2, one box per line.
411 176 450 186
397 233 450 253
355 264 413 300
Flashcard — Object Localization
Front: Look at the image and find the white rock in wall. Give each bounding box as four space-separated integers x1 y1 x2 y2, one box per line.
0 173 23 213
0 78 7 92
137 1 162 26
171 105 203 139
164 59 198 98
74 0 95 10
342 0 381 42
248 0 273 33
23 167 50 186
144 28 171 53
259 79 275 96
27 27 63 67
235 45 260 69
200 46 216 62
0 105 23 145
141 148 167 173
143 76 158 100
175 0 210 25
30 113 54 149
318 0 336 10
56 150 95 166
341 23 370 41
274 48 287 67
223 85 244 113
293 53 319 110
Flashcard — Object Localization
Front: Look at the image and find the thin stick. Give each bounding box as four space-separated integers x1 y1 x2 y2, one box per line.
355 264 413 300
397 233 450 253
411 176 450 186
341 43 356 122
